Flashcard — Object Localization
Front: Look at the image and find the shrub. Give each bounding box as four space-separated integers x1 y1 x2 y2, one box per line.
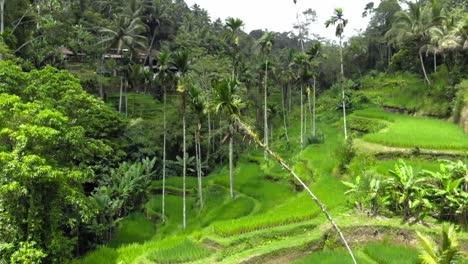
335 139 356 173
10 241 47 264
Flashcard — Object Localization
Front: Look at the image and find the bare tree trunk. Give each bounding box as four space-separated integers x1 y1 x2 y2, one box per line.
207 111 211 162
0 0 4 34
162 87 166 223
119 77 123 113
182 110 187 229
434 51 437 73
125 81 128 118
288 81 292 112
340 37 348 140
307 83 313 137
264 59 269 162
313 77 317 137
198 138 203 207
99 55 105 100
300 84 304 149
229 131 234 198
281 84 290 142
419 50 431 85
235 117 357 264
195 127 203 208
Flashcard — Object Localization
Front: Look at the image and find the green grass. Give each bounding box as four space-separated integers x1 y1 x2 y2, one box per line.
146 238 212 263
294 243 420 264
293 249 373 264
211 124 347 237
73 247 117 264
75 85 468 263
359 73 450 116
74 237 211 264
363 243 419 264
108 213 157 248
354 108 468 150
201 196 255 225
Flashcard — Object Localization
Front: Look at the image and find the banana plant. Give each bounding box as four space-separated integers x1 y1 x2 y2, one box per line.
385 160 431 221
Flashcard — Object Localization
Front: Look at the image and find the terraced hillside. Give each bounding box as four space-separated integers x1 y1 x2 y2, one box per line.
73 91 468 264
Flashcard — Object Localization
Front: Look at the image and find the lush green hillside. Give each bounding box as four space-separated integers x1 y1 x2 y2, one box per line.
73 90 468 264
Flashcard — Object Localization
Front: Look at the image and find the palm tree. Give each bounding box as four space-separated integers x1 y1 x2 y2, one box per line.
278 71 291 143
291 52 310 149
144 0 171 67
188 84 205 208
438 16 468 53
417 224 464 264
326 7 349 140
172 50 191 229
100 13 147 110
100 14 148 54
211 77 357 264
155 51 172 223
306 42 321 137
212 78 243 198
385 2 440 85
257 31 274 162
224 17 244 79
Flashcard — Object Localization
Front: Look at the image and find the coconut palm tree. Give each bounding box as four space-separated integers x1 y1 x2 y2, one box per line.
278 71 292 143
171 49 191 229
385 2 442 85
417 224 464 264
439 16 468 52
99 14 148 54
224 17 244 79
325 7 349 140
306 42 321 137
257 31 274 162
155 51 172 223
211 76 357 264
188 84 205 208
290 52 310 149
211 78 243 198
100 13 147 111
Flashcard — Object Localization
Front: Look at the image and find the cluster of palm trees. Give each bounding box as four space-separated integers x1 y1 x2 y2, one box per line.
385 0 468 85
96 1 357 259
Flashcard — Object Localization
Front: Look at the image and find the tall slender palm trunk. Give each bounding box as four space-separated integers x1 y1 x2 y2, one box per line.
229 127 234 198
182 98 187 229
264 59 269 162
125 82 128 118
300 85 304 149
234 117 357 264
313 77 317 137
288 82 292 112
281 84 289 142
419 50 431 85
206 112 211 162
195 126 203 208
339 38 348 140
162 87 167 222
434 52 437 72
119 77 123 113
0 0 4 34
307 84 313 137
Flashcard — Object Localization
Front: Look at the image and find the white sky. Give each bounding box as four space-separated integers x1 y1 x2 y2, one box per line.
184 0 380 41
